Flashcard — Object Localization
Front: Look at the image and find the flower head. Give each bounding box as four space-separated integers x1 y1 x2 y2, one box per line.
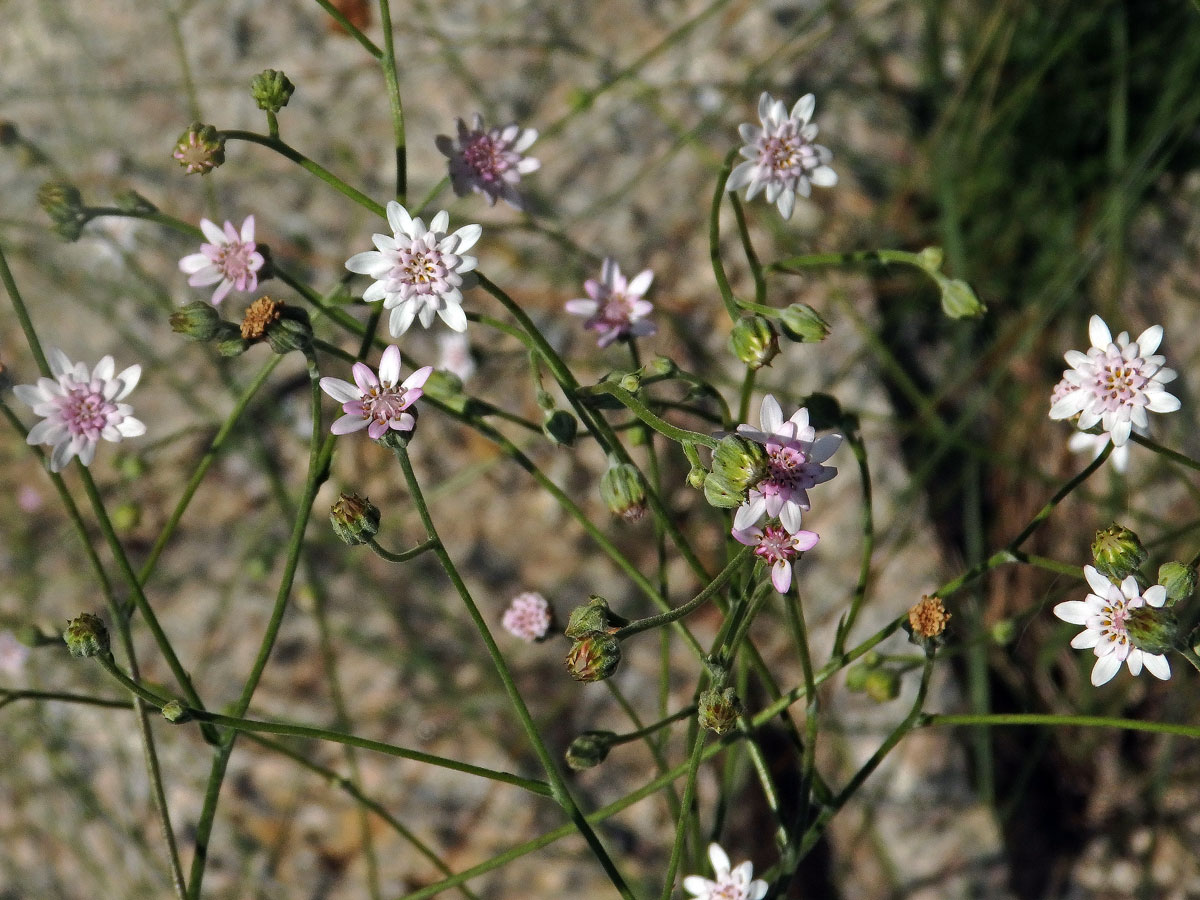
726 91 837 220
1049 315 1179 447
172 122 225 175
1054 565 1171 686
436 114 540 210
345 202 481 337
319 345 432 439
732 521 819 593
683 843 768 900
502 592 552 642
13 348 145 472
564 258 656 348
734 394 841 533
178 216 265 306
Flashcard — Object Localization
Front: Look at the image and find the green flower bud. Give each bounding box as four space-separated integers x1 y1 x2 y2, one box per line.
863 668 901 702
330 492 381 546
600 461 647 521
710 435 768 493
542 409 578 446
644 356 676 378
938 276 986 319
697 686 742 735
702 472 748 509
114 189 157 214
63 613 108 658
1126 605 1178 656
1092 523 1148 583
916 247 944 272
990 619 1016 646
618 372 641 393
779 303 831 343
172 122 225 175
264 306 314 355
845 662 872 692
565 595 616 639
170 301 230 342
217 336 251 357
565 632 621 682
250 69 296 113
1158 561 1197 606
111 501 140 532
728 315 779 370
37 181 88 241
565 730 617 770
686 465 707 490
161 700 192 724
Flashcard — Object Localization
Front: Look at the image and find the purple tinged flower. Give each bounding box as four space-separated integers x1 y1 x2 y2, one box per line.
1051 376 1135 472
1054 565 1171 686
319 345 432 439
437 332 476 382
683 843 769 900
345 201 481 337
734 394 840 534
501 591 552 642
732 521 819 594
178 216 265 305
726 91 838 220
435 114 540 210
1049 315 1179 447
564 258 656 348
13 348 145 472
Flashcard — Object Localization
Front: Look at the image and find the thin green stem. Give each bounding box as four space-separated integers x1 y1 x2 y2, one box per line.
710 148 742 320
580 381 719 449
1130 432 1200 472
616 547 752 639
394 447 635 899
313 0 382 56
367 535 440 562
728 191 766 305
659 731 708 900
376 0 407 201
833 424 874 655
923 712 1200 739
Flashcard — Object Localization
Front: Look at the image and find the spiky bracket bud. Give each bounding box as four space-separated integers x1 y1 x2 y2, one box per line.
565 730 617 770
600 461 647 521
1158 561 1197 606
697 686 742 735
1126 605 1179 656
779 303 831 343
170 301 238 343
564 632 621 682
37 181 88 241
250 69 296 114
173 122 225 175
1092 523 1148 583
330 492 381 546
63 613 109 658
728 315 779 370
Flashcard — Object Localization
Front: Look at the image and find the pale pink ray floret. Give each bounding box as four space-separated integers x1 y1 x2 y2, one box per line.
734 394 841 534
564 257 656 348
731 521 819 594
345 201 481 337
501 591 552 642
178 215 265 305
1049 314 1179 448
1053 565 1171 687
13 347 145 472
683 843 769 900
319 345 432 440
726 91 838 220
436 114 540 210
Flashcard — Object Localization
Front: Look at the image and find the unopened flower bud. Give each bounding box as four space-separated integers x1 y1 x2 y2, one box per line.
63 613 108 658
565 632 621 682
845 662 872 692
250 69 296 113
991 619 1016 646
565 595 616 639
565 730 617 770
645 356 676 378
330 492 380 546
112 501 140 532
600 462 647 521
542 409 578 446
161 700 192 723
170 301 229 342
728 315 779 370
779 303 831 343
1126 605 1178 656
938 277 986 319
173 122 225 175
697 686 742 735
686 465 707 490
863 667 901 702
1092 523 1147 583
916 247 944 272
264 305 313 354
1158 561 1197 606
37 181 87 241
217 335 251 357
702 472 747 509
711 435 768 492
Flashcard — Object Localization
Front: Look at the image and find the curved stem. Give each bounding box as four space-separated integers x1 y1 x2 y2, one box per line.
367 535 440 562
581 381 718 449
615 546 751 639
710 148 742 320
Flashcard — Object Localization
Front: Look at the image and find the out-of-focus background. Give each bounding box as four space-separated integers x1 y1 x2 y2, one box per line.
4 1 1200 897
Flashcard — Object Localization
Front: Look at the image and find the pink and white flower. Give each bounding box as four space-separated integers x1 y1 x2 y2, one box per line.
501 591 552 642
683 843 769 900
1049 315 1179 447
726 91 837 220
564 258 656 348
734 394 840 534
345 202 481 337
178 216 265 305
435 114 540 210
13 348 145 472
319 345 432 439
437 332 476 382
1053 565 1171 686
1051 376 1133 472
732 521 819 594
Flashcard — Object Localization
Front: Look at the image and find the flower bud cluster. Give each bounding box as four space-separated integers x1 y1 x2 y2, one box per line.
564 596 624 682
